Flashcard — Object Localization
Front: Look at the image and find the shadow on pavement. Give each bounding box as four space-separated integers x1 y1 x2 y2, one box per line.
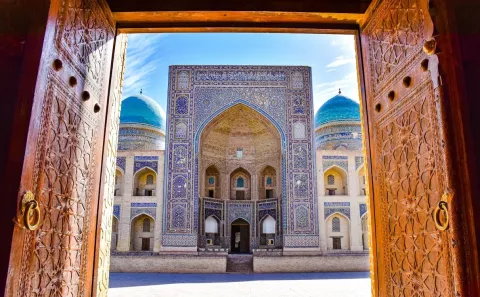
109 272 371 288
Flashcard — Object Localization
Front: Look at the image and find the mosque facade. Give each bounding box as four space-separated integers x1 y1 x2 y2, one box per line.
111 66 368 271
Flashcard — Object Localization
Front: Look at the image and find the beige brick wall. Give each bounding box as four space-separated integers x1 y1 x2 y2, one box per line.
253 255 369 273
110 255 227 273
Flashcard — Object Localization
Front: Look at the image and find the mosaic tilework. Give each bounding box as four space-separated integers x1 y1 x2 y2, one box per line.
133 156 158 173
315 123 362 151
193 87 287 132
324 202 351 219
131 203 157 207
355 156 364 170
284 235 319 248
164 66 317 248
116 157 126 172
360 203 367 217
113 205 120 219
130 207 156 220
118 126 165 151
162 234 197 247
322 156 348 173
258 199 278 221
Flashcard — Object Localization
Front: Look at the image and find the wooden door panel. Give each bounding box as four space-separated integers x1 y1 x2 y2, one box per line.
360 0 460 296
5 1 115 296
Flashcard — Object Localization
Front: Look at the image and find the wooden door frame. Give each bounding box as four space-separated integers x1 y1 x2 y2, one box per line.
1 1 479 296
95 6 479 296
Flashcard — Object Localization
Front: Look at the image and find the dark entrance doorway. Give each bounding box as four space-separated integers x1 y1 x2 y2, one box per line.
230 218 250 253
142 238 150 251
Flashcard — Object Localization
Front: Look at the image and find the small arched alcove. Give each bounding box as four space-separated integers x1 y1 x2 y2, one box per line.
259 166 277 200
115 169 123 196
230 218 250 254
324 166 348 195
230 167 251 200
204 215 221 246
111 216 119 251
130 214 154 251
361 214 369 250
326 213 350 250
358 166 366 196
133 167 156 196
205 165 220 198
260 215 276 246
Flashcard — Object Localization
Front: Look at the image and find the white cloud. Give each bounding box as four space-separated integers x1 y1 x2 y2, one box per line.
313 71 360 112
122 34 169 98
326 56 355 68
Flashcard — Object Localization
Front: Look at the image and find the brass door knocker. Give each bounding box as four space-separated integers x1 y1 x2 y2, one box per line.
433 200 449 231
21 191 41 231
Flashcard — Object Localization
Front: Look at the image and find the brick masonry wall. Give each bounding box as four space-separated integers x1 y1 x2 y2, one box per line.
253 255 369 273
110 255 227 273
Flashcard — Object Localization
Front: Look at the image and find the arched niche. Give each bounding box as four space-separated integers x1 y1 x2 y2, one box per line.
230 167 251 200
259 165 277 200
133 167 156 196
358 166 367 196
325 213 350 250
204 165 220 198
260 215 276 247
324 166 348 196
130 214 154 251
198 104 282 201
204 215 221 246
361 214 369 250
111 216 119 251
115 168 123 196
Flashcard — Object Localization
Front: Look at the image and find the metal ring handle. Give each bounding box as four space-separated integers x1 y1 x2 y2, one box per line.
23 200 40 231
433 201 449 231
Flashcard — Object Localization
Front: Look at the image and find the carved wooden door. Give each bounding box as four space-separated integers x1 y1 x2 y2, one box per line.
4 1 123 296
361 0 464 296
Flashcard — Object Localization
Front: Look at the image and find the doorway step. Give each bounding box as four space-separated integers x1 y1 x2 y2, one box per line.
226 254 253 273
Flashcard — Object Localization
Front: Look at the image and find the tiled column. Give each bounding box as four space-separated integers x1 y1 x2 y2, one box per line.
117 155 134 251
348 154 363 251
316 151 327 251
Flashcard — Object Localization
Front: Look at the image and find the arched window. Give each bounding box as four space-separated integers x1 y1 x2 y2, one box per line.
327 174 335 185
266 177 272 186
237 177 244 188
146 174 154 185
332 217 340 232
143 218 151 232
208 177 215 185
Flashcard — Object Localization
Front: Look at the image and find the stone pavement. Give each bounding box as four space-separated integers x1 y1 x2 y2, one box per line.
109 272 371 297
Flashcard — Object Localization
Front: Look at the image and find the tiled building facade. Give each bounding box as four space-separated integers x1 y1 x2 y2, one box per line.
111 66 368 270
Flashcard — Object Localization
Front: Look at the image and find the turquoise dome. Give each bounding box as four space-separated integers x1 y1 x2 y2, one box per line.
315 94 360 127
120 95 166 131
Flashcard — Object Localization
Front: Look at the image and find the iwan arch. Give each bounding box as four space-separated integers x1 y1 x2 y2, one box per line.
164 66 318 250
3 0 480 296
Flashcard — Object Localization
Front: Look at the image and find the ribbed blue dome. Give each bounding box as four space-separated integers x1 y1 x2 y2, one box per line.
120 95 166 131
315 94 360 127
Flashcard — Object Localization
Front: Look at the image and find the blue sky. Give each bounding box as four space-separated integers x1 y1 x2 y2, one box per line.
122 33 359 113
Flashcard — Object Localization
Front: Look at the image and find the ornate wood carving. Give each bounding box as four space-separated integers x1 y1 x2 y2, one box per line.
94 33 128 297
6 1 115 296
361 0 461 296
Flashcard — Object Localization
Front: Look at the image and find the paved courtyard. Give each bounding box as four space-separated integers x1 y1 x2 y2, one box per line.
109 272 371 297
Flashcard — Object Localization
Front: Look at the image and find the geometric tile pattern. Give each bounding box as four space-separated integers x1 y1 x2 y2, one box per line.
163 66 318 248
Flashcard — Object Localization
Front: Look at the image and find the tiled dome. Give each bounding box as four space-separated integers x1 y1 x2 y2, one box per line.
314 94 360 128
120 95 166 131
